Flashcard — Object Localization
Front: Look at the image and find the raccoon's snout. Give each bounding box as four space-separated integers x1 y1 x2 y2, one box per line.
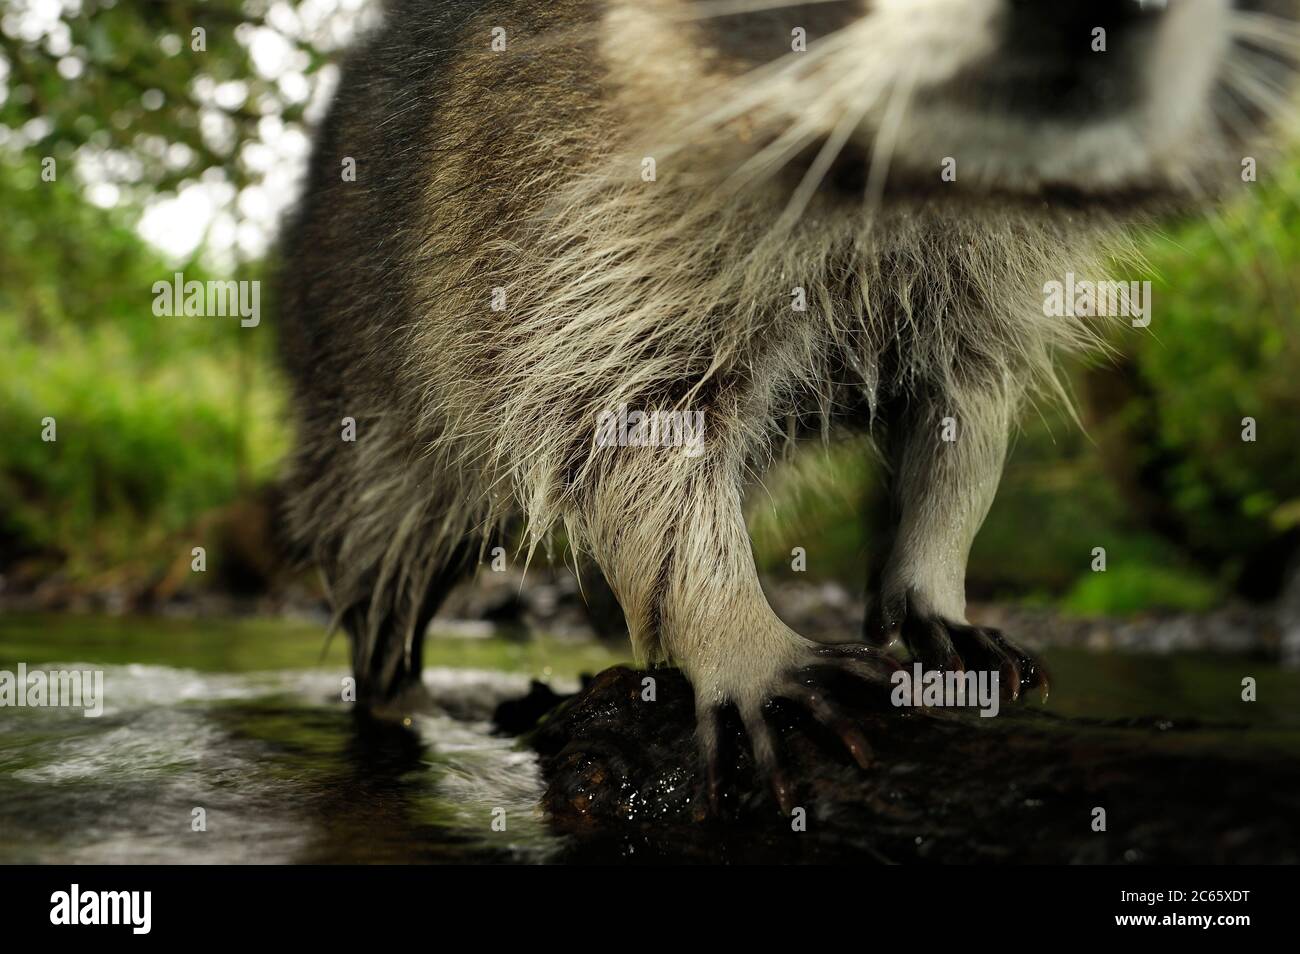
863 0 1243 195
986 0 1169 118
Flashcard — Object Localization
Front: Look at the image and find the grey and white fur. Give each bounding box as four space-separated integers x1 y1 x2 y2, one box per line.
278 0 1300 800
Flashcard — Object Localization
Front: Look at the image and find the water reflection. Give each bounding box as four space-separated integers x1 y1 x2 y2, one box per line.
0 665 561 863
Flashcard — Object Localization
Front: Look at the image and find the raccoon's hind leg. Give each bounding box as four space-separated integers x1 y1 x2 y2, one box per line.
573 427 898 815
865 379 1049 701
286 413 481 721
336 542 473 720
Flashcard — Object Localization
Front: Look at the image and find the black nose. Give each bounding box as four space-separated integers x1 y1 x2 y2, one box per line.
993 0 1169 117
1004 0 1168 45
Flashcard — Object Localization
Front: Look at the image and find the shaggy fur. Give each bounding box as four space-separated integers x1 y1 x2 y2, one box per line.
278 0 1299 728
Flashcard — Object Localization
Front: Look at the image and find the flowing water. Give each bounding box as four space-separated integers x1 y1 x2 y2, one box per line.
1 613 1298 863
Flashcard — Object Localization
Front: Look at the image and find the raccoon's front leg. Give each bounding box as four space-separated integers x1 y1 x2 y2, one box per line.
868 380 1048 701
577 443 897 815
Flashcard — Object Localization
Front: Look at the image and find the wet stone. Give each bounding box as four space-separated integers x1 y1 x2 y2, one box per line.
510 665 1300 864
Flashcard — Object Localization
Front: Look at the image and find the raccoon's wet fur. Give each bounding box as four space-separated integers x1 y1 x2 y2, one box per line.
279 0 1298 783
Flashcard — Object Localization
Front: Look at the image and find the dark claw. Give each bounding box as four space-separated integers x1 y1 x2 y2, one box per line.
916 619 1050 704
696 701 795 819
794 688 875 768
740 706 797 816
994 631 1050 701
698 706 726 818
901 613 964 672
694 643 898 819
904 616 1055 707
769 766 797 817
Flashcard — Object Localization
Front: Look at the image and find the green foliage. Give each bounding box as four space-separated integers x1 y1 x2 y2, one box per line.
0 0 323 194
0 154 286 580
0 0 315 583
1121 167 1300 582
1060 563 1221 616
749 440 873 581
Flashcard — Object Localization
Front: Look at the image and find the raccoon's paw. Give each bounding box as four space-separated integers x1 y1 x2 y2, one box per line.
695 643 901 819
900 609 1050 704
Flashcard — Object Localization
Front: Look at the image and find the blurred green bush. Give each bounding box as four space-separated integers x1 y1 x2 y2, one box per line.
0 157 286 586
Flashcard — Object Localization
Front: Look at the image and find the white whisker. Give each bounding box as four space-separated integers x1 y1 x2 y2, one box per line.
775 79 883 232
863 64 918 220
660 23 865 148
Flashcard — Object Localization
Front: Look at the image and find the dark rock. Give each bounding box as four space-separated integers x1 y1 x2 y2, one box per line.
493 679 573 735
525 666 1300 864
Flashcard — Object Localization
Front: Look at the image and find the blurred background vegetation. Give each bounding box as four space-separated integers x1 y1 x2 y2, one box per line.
2 0 1299 618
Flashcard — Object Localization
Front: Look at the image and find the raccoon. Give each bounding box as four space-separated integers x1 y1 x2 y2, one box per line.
278 0 1299 805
